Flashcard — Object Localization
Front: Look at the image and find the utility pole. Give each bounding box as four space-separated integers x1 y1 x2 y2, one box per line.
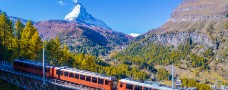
172 64 174 90
43 48 45 85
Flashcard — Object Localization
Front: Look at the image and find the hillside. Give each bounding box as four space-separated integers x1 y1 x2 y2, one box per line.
33 1 132 56
114 0 228 87
35 20 132 56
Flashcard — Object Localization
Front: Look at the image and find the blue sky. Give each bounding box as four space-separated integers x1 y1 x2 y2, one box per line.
0 0 182 34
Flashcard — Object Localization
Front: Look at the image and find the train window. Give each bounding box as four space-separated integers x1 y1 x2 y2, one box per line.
20 63 24 67
134 85 142 90
126 84 133 89
143 87 152 90
120 82 123 87
46 68 50 73
105 80 109 85
20 63 23 67
23 63 27 67
27 64 30 68
39 66 43 71
92 77 97 83
14 62 17 65
98 78 104 85
28 64 31 68
60 71 63 76
35 66 39 70
75 74 79 79
29 65 33 69
17 62 20 66
86 76 91 82
22 63 25 67
69 73 74 77
56 70 60 74
24 64 27 67
64 72 69 76
16 62 19 66
80 75 85 80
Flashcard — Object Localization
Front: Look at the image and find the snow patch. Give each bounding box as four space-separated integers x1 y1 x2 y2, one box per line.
64 4 81 21
128 33 140 37
73 0 78 3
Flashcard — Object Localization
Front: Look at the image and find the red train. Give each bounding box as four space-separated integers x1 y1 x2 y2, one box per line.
13 59 172 90
13 59 117 90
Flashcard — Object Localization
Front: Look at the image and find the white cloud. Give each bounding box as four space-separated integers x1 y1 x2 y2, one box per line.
73 0 78 3
58 0 66 6
128 33 140 37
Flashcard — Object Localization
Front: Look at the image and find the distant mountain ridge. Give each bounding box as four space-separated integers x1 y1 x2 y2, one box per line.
0 10 31 24
35 20 132 56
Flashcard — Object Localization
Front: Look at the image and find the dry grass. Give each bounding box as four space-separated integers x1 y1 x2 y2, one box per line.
155 64 227 86
160 80 172 86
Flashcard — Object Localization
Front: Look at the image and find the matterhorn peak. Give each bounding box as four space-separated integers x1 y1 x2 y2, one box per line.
64 0 82 21
64 1 112 30
64 4 81 21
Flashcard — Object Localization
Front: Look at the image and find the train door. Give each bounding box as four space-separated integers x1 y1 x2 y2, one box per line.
111 76 117 89
56 69 61 79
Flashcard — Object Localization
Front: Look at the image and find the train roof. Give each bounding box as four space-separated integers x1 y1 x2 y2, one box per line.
55 67 113 80
119 78 173 90
14 59 53 67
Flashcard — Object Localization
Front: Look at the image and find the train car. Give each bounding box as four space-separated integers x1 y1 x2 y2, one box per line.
13 59 54 77
118 78 172 90
53 67 117 90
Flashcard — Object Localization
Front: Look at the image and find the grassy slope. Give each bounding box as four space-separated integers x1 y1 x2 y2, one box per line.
156 64 228 87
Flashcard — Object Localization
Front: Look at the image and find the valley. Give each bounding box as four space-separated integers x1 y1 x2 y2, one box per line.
0 0 228 90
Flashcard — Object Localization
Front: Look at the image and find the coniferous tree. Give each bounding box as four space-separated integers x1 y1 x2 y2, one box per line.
21 20 41 60
59 44 72 66
46 39 55 63
30 31 43 61
14 20 24 59
46 37 62 65
0 13 14 61
54 37 61 61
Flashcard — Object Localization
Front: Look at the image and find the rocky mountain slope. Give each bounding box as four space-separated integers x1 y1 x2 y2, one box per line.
35 20 132 56
116 0 228 86
141 0 228 60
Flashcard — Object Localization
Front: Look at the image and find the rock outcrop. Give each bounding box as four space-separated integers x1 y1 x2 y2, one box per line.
136 0 228 61
170 0 228 22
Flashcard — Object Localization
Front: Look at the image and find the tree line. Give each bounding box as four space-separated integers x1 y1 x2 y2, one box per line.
0 12 148 81
0 13 43 61
114 38 210 72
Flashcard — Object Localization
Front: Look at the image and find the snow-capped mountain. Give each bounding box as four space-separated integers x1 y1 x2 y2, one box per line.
128 33 140 37
64 1 112 30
